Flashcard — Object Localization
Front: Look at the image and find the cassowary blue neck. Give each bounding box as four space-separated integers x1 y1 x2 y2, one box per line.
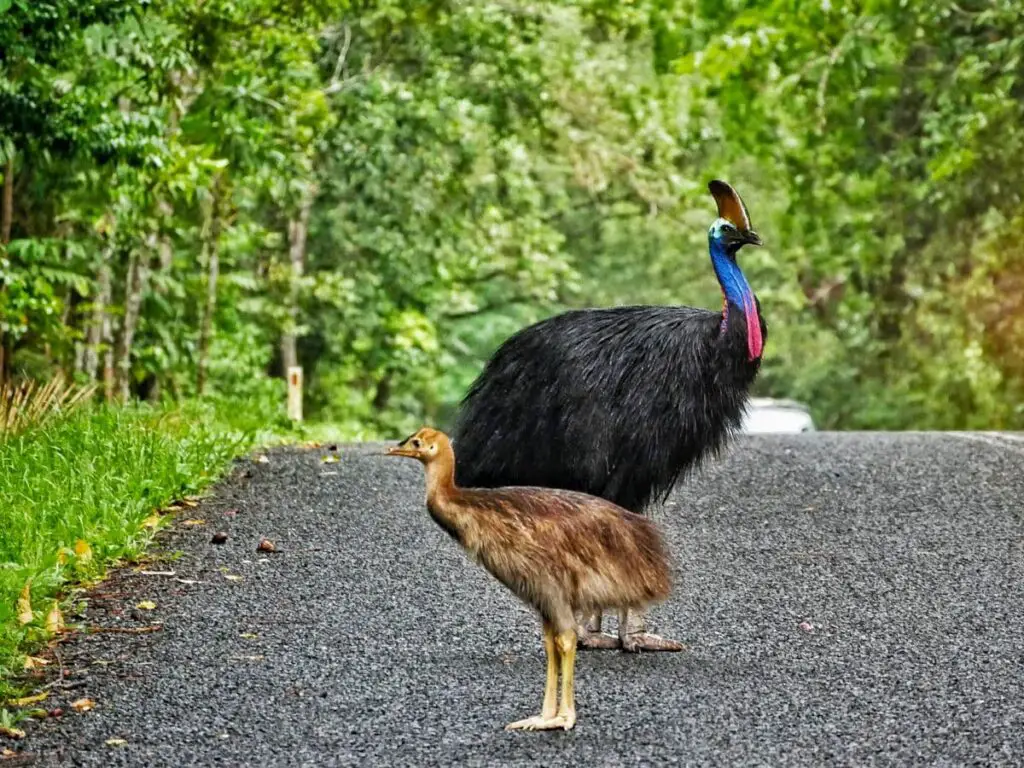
709 239 752 308
709 237 763 361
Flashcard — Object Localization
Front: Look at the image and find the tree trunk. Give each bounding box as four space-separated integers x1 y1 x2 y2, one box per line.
84 242 115 383
147 223 174 402
101 265 115 402
116 245 149 401
1 156 12 244
196 178 224 396
0 155 13 385
279 183 317 373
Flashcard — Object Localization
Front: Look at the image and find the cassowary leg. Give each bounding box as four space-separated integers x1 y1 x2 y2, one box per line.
576 610 619 651
505 622 565 731
618 608 685 653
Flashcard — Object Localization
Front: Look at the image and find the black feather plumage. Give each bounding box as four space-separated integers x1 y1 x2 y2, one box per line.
453 180 767 517
452 302 767 514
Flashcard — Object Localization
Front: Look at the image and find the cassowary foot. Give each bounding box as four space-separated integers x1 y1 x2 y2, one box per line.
505 714 575 732
575 611 619 650
620 632 686 653
576 631 620 651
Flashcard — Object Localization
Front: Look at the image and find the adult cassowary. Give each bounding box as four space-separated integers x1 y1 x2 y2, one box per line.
452 180 766 652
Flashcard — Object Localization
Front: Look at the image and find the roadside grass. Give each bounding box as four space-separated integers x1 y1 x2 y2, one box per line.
0 397 289 702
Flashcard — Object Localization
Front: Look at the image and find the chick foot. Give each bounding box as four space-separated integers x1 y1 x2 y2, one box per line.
505 713 575 731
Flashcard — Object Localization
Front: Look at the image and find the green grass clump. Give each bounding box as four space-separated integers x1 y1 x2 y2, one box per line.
0 400 260 695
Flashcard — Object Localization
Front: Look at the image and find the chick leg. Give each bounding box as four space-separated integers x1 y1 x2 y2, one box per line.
505 622 560 731
554 629 577 730
576 610 619 651
618 607 685 653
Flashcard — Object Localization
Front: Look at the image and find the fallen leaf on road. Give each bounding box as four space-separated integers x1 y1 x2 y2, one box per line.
240 632 258 639
254 454 270 464
224 509 238 517
9 693 47 707
257 538 276 553
71 698 95 713
2 747 17 756
182 519 205 526
135 600 157 611
175 578 200 585
105 738 127 747
74 539 93 562
211 531 228 545
17 582 32 626
321 455 339 464
0 727 25 740
223 574 243 582
45 602 64 634
139 570 175 577
799 621 814 632
23 656 48 671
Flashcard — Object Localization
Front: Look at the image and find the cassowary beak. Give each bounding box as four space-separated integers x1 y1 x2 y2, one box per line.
743 230 763 247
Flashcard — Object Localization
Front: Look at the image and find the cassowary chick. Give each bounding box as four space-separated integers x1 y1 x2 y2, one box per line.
386 427 674 731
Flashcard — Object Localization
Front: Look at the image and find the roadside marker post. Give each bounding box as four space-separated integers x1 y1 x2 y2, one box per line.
287 366 303 422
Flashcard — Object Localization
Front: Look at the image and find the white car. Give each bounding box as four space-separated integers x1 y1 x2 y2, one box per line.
741 398 816 433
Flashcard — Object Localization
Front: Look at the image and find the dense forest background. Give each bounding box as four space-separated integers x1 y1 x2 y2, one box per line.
1 0 1021 434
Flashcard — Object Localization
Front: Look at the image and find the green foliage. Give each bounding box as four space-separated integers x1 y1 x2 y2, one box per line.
0 400 255 692
1 0 1022 431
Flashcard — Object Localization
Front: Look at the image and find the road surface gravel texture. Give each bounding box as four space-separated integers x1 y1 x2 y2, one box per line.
17 433 1024 767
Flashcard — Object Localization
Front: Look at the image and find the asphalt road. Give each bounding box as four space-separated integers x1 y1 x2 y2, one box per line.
18 433 1024 767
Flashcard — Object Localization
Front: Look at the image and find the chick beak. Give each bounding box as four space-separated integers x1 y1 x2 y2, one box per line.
386 445 414 457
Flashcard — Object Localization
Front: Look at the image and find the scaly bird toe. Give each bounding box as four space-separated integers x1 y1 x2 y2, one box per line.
505 714 574 732
620 632 686 653
576 631 620 651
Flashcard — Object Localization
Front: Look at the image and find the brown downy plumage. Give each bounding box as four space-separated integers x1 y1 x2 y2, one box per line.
386 427 674 732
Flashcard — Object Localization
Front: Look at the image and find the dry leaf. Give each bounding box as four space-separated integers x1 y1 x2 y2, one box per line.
23 656 48 671
182 519 205 526
74 539 93 562
211 531 228 545
239 632 258 639
17 582 33 626
45 602 65 634
320 455 339 464
105 738 127 747
9 693 47 707
182 499 199 508
135 600 157 611
71 698 95 713
254 454 270 464
0 727 25 740
799 621 814 632
256 538 276 553
2 747 17 756
141 514 162 529
223 574 242 582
